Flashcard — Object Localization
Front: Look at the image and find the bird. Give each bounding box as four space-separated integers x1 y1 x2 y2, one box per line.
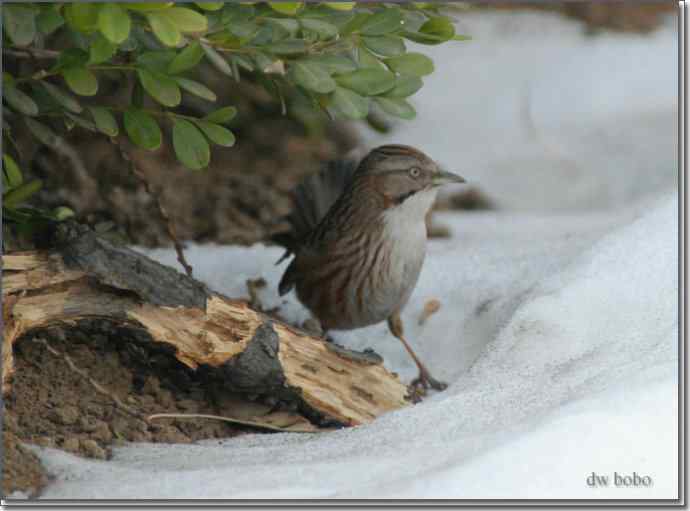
274 144 465 392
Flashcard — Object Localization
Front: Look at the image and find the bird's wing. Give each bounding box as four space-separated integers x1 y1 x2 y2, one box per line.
272 158 358 257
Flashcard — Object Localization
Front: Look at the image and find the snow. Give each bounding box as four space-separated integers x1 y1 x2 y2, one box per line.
24 10 678 500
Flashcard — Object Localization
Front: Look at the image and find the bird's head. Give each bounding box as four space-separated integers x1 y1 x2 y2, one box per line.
355 145 466 211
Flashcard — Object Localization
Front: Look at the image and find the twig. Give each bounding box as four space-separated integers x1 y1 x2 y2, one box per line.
35 337 144 421
114 140 194 277
3 47 60 60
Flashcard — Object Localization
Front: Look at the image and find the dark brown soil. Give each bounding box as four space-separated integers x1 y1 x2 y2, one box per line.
2 429 47 498
2 322 266 497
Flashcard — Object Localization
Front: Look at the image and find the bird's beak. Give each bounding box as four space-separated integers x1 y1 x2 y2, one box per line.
432 170 466 187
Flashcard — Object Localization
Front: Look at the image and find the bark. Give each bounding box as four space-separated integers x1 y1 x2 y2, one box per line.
2 223 409 427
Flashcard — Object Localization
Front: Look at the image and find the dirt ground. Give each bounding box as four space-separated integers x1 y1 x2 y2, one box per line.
2 321 268 497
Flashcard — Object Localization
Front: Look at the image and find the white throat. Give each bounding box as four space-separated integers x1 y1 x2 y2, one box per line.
382 187 438 237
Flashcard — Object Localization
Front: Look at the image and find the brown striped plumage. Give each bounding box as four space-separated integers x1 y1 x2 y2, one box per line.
275 145 466 392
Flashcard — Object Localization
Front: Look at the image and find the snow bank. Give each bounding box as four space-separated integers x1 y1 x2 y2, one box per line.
32 193 678 499
25 10 678 500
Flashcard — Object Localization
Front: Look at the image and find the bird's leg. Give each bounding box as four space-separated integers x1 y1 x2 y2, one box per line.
387 313 448 394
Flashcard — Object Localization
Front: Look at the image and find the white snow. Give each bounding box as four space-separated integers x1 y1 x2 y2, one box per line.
25 10 678 500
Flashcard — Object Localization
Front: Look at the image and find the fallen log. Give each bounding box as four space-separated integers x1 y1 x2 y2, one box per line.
2 223 409 428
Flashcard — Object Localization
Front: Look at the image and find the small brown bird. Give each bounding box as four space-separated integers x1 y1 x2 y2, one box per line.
275 144 465 391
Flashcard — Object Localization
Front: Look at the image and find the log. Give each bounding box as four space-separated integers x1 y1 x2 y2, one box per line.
2 222 409 427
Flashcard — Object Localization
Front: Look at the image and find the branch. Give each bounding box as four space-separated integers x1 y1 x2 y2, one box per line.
114 138 194 278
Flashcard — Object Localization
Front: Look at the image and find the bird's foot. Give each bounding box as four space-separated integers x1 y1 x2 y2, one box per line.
409 372 448 398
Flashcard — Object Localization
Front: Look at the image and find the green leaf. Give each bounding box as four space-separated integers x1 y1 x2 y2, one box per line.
360 8 403 36
64 111 97 132
3 154 23 189
3 5 37 46
289 61 336 94
62 67 99 96
88 106 119 137
384 74 423 98
453 34 472 41
3 86 39 116
125 3 174 12
221 3 255 24
375 96 416 119
268 2 303 15
195 2 224 11
265 17 299 36
420 16 455 40
324 2 355 11
24 118 59 148
137 51 176 72
52 206 75 221
172 119 210 170
55 48 89 70
335 68 396 96
193 120 235 147
252 51 277 72
362 35 405 57
201 43 234 76
41 81 83 113
98 3 131 44
308 55 357 75
357 46 385 69
89 33 118 64
123 109 162 150
228 19 259 40
203 106 237 124
163 7 208 32
233 55 255 72
341 12 369 36
167 41 205 74
36 8 64 36
64 3 100 33
265 39 308 55
137 68 181 107
384 52 434 76
147 12 182 46
402 16 455 45
174 77 217 102
330 86 369 119
299 19 338 39
3 179 42 209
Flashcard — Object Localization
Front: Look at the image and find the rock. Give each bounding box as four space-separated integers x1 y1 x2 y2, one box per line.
80 439 107 460
91 421 113 443
33 436 55 448
142 376 161 395
156 389 173 409
50 406 79 425
177 399 199 412
61 437 80 452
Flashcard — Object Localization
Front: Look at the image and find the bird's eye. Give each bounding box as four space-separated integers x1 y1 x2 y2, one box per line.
409 167 421 178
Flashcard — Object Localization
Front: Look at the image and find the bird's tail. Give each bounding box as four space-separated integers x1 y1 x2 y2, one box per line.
272 158 358 263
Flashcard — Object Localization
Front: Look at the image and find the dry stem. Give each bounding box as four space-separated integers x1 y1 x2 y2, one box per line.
114 139 194 277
